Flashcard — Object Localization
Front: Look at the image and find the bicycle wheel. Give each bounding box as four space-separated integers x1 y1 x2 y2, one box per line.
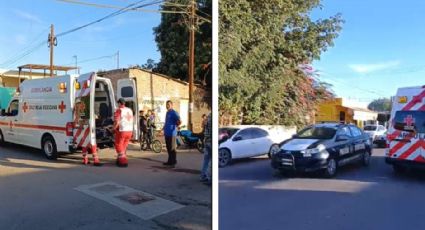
151 139 162 153
140 138 149 150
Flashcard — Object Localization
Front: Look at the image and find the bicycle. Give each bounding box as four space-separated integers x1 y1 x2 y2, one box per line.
140 130 162 153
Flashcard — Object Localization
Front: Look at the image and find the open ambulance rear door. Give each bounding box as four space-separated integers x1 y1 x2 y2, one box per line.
117 78 139 140
73 72 97 152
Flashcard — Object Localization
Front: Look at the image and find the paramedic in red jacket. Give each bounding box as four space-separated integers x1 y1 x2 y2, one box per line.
114 98 134 167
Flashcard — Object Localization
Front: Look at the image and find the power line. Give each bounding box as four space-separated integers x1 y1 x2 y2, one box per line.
318 72 388 97
64 53 117 66
56 0 164 38
2 42 46 69
0 26 50 68
56 0 185 14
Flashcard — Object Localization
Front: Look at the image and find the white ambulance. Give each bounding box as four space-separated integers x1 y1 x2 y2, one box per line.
385 85 425 172
0 72 139 159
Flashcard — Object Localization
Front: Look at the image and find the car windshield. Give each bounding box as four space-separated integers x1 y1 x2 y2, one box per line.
219 128 239 141
363 125 377 131
393 111 425 133
295 126 337 139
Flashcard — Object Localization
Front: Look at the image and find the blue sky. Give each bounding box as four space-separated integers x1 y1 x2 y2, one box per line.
312 0 425 103
0 0 162 73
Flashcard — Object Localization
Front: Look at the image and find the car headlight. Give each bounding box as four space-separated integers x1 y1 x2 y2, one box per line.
301 144 327 158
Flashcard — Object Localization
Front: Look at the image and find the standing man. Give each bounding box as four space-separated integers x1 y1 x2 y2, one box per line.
200 112 212 185
163 100 181 167
139 110 147 149
114 98 134 167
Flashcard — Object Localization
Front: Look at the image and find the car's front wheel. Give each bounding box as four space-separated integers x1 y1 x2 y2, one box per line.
268 144 280 158
323 158 337 178
219 148 232 167
362 150 371 166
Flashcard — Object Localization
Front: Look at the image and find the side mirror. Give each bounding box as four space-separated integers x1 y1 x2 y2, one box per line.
0 109 5 116
232 135 243 141
292 134 298 138
336 135 349 142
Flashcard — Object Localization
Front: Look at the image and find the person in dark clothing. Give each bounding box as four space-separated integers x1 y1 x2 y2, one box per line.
162 100 181 167
139 110 148 149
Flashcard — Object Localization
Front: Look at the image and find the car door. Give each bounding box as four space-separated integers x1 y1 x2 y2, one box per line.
349 126 367 159
249 128 271 156
334 126 354 163
230 128 256 158
3 99 21 144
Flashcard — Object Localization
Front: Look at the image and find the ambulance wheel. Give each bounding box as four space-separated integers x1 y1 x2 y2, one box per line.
0 129 4 146
42 135 58 160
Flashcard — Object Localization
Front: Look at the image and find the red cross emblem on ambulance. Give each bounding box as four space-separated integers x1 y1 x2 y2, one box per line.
404 115 415 126
22 102 28 113
58 101 66 113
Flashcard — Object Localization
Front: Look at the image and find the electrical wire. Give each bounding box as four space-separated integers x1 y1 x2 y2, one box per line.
0 26 50 68
56 0 185 14
64 53 117 66
56 0 164 37
1 42 46 69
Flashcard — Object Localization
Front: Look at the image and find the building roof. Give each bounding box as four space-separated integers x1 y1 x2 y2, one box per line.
17 64 77 72
0 69 47 78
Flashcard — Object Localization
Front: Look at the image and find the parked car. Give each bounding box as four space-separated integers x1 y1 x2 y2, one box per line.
271 123 372 178
363 124 387 147
373 132 387 148
219 126 282 167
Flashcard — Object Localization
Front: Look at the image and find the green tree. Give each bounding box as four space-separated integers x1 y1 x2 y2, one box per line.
153 0 212 83
219 0 343 126
368 98 392 112
141 58 158 70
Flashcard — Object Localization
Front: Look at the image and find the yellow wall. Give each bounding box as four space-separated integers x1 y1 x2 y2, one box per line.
316 98 358 125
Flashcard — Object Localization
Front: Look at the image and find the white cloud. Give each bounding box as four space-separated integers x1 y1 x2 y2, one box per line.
14 10 43 24
349 60 400 74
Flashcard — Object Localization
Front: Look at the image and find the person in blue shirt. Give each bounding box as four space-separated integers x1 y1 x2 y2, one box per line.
163 100 181 167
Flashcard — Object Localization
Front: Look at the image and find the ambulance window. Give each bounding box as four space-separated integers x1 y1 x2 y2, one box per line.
8 100 19 116
121 86 133 98
393 111 425 133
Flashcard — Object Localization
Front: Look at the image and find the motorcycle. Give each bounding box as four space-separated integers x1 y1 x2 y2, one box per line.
176 126 204 153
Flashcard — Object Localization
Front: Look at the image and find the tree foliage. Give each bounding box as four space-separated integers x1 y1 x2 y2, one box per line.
368 98 392 112
154 0 212 86
219 0 343 126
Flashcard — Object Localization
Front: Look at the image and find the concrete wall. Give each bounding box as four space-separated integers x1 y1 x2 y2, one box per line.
228 125 297 143
99 68 211 133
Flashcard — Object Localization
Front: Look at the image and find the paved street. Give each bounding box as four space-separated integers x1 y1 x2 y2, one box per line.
0 143 211 230
219 148 425 230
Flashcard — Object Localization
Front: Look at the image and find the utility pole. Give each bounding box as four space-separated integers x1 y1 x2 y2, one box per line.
73 55 78 74
116 51 120 69
188 0 196 131
48 24 57 77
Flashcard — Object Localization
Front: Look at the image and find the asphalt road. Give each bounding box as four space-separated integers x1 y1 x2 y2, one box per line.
219 148 425 230
0 143 211 230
